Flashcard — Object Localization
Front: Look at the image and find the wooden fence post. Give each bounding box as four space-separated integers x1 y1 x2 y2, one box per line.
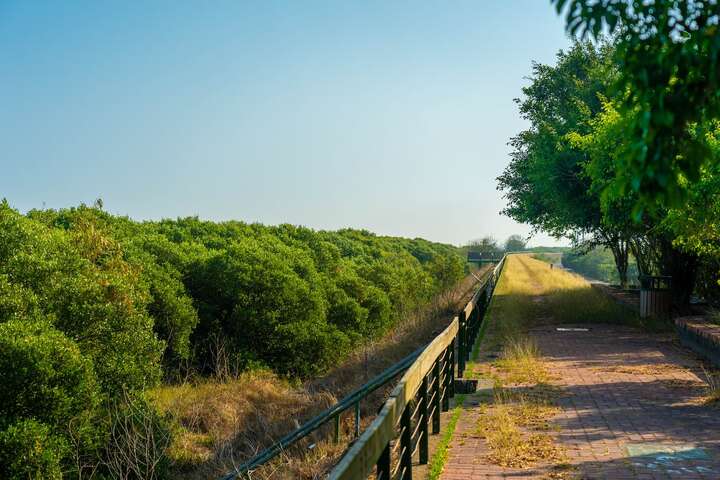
449 339 456 399
432 359 441 433
419 375 429 464
400 405 413 480
458 311 466 377
442 346 451 411
376 442 391 480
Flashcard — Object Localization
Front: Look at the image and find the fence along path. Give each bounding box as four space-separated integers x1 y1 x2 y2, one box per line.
329 256 506 480
218 259 503 479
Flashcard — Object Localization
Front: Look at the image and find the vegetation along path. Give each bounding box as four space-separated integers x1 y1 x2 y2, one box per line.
439 255 720 480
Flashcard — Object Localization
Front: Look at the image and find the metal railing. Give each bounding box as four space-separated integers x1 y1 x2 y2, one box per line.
220 256 506 479
219 348 424 480
329 255 506 479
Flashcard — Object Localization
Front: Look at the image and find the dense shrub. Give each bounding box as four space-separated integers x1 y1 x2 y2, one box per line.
0 203 164 395
9 202 465 379
0 320 101 475
0 419 66 480
0 199 465 478
0 320 100 433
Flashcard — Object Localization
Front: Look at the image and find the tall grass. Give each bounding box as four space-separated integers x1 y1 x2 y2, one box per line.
495 337 549 384
703 367 720 405
492 254 638 332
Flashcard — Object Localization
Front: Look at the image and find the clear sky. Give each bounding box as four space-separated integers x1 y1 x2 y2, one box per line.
1 1 571 247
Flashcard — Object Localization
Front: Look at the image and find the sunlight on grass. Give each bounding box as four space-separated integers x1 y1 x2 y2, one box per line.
495 337 549 384
476 387 564 468
491 254 638 332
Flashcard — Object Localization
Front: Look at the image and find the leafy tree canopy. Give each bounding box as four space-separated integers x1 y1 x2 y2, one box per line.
553 0 720 213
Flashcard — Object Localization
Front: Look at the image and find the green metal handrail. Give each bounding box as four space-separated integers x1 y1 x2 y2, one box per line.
219 347 425 479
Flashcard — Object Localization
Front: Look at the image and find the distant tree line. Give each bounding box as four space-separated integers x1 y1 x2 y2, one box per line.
562 247 640 286
464 234 527 258
0 201 465 479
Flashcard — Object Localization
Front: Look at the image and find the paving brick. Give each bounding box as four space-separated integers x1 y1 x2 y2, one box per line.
438 324 720 479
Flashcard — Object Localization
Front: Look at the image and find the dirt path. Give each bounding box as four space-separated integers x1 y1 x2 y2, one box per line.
441 324 720 480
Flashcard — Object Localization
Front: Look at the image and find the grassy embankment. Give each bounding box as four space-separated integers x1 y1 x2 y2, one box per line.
461 254 637 473
150 268 488 479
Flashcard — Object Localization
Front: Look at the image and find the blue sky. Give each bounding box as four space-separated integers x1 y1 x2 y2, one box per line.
1 1 570 246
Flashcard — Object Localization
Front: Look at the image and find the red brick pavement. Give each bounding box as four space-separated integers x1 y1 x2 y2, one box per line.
440 324 720 480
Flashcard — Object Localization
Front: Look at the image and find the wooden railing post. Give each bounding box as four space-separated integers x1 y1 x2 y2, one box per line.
376 442 391 480
419 375 429 464
470 305 480 352
474 305 481 345
442 345 451 411
467 307 475 354
458 311 466 377
400 405 413 480
449 339 456 399
432 359 441 433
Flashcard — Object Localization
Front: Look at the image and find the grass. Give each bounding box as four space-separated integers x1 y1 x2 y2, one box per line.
148 370 340 477
476 385 564 468
494 337 550 384
426 394 466 480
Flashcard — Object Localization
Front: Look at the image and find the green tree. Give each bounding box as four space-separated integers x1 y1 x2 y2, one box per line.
497 41 637 286
553 0 720 211
466 236 502 258
503 235 528 253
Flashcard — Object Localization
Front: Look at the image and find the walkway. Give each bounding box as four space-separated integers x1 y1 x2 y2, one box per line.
441 324 720 480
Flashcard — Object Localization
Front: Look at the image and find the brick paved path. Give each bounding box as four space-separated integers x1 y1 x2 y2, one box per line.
441 324 720 480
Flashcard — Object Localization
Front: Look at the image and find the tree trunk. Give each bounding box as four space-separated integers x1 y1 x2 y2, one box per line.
630 237 654 276
659 238 698 312
609 238 629 289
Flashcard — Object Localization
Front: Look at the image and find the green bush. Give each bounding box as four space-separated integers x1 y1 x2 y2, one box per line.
0 320 100 433
0 204 164 395
6 201 465 381
0 320 102 476
0 419 66 480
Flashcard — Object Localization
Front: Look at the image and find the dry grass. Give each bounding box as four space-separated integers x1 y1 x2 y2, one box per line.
150 268 490 479
476 388 564 468
494 337 550 385
596 363 690 376
703 367 720 405
487 255 638 343
149 370 339 478
660 378 706 390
